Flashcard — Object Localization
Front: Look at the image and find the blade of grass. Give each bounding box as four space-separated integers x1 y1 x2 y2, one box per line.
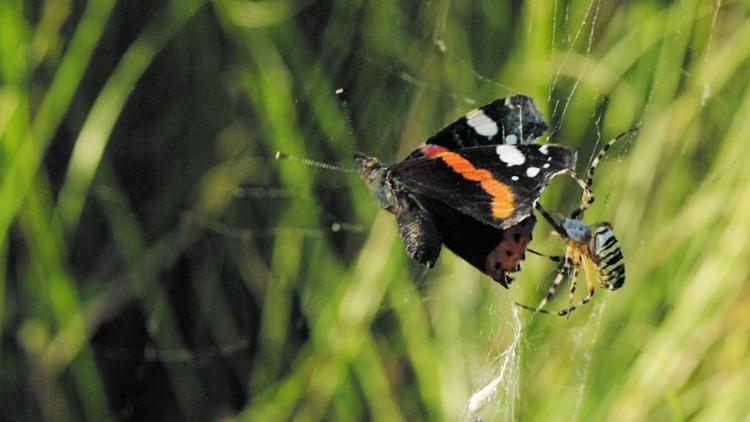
0 0 115 246
56 0 210 234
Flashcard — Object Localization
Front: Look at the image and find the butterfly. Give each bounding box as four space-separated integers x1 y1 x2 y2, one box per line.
356 95 576 286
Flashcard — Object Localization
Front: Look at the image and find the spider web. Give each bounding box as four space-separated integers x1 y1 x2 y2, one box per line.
151 0 640 408
72 0 728 420
440 0 609 417
462 306 523 422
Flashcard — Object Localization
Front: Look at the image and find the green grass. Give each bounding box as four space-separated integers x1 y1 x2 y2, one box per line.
2 0 750 420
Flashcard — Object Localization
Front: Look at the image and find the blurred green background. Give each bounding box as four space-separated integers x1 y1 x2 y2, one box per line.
2 0 749 420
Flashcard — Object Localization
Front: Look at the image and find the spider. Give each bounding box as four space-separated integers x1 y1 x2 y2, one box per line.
517 129 635 316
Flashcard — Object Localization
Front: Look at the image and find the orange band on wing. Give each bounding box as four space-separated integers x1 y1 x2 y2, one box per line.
433 152 514 219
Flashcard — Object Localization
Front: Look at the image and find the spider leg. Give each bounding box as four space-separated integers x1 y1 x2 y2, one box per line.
516 297 579 317
557 305 577 317
534 202 565 237
556 256 597 317
526 248 564 264
520 259 605 318
571 127 639 219
564 169 595 220
566 264 580 319
581 257 598 305
535 253 573 313
515 302 550 314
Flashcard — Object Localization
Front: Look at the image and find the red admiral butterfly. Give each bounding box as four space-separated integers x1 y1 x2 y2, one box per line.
356 95 578 287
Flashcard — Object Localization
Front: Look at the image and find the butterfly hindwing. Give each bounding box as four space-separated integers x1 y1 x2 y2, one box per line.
414 196 536 286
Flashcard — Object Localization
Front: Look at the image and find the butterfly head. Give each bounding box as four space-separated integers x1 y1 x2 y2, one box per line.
354 153 399 213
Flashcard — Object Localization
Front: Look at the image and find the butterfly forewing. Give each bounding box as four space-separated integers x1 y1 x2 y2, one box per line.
404 95 547 161
391 144 576 229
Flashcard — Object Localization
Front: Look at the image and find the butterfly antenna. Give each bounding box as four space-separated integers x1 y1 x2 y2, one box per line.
274 88 362 175
275 151 356 174
336 88 359 147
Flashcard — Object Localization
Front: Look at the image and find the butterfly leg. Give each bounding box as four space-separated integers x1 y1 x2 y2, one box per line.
396 201 442 268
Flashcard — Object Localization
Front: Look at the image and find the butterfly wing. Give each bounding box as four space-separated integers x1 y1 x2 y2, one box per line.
362 95 555 281
414 195 536 287
401 95 546 281
404 95 547 161
392 144 576 229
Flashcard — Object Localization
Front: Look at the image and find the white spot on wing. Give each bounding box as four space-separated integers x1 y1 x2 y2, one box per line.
505 134 518 145
475 122 499 136
511 175 519 181
469 113 492 126
543 163 550 168
495 145 526 166
466 109 499 137
526 167 540 177
539 144 549 155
